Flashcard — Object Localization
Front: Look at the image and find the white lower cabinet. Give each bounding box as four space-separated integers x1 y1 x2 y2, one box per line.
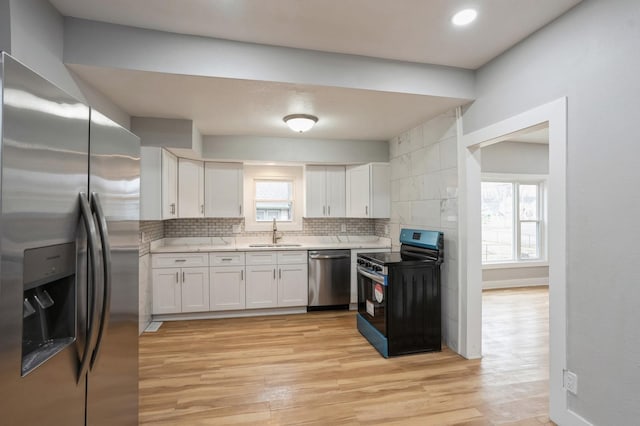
277 264 308 307
152 266 209 314
153 250 308 316
210 266 246 311
152 268 182 314
246 251 308 309
245 265 279 309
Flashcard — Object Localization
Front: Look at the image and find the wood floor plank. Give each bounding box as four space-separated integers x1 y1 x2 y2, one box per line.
140 287 551 425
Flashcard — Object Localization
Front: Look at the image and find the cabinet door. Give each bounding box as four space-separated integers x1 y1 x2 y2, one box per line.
181 267 210 313
178 158 204 218
152 268 181 314
325 166 346 217
346 165 370 218
161 150 178 219
245 265 278 309
210 266 245 311
305 166 326 217
204 162 243 217
277 264 308 307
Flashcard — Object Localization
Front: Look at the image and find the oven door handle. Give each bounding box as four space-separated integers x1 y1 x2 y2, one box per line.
357 266 385 284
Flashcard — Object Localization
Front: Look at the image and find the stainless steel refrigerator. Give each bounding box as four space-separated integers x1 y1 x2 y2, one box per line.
0 53 139 425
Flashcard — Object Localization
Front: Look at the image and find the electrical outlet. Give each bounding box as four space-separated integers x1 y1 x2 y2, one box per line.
564 370 578 395
340 223 347 233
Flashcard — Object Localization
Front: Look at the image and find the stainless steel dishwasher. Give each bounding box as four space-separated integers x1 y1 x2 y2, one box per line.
308 250 351 309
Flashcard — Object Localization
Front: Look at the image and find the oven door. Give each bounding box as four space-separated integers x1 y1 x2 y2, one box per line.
357 266 387 336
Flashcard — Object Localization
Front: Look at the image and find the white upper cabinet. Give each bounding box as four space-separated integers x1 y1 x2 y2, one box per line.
178 158 205 218
204 162 243 217
305 165 345 217
162 150 178 219
346 163 390 218
140 147 178 220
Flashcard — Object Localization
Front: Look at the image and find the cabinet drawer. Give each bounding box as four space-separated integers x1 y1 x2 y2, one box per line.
210 252 245 266
246 251 277 265
277 250 308 265
152 253 209 268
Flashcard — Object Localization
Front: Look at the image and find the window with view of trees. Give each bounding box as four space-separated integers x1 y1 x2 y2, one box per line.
481 179 545 264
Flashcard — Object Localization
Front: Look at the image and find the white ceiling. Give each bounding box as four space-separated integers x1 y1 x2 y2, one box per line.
51 0 581 69
52 0 582 140
70 65 465 140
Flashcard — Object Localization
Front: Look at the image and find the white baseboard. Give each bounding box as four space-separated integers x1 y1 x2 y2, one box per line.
153 306 307 322
482 277 548 290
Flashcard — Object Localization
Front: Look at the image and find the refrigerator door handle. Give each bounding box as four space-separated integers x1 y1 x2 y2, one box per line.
90 193 112 369
78 193 102 383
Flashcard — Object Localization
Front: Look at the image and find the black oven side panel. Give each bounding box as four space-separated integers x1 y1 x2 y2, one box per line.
387 265 441 356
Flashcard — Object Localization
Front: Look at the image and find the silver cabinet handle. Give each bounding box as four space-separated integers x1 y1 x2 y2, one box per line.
90 193 112 369
200 204 204 214
175 259 187 263
323 205 326 216
241 270 244 281
176 272 179 283
279 269 281 279
221 258 232 261
77 192 101 384
328 205 331 216
182 271 185 282
273 269 276 280
365 205 368 216
239 205 242 215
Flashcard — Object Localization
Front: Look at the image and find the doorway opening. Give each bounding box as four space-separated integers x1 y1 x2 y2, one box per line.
459 98 568 422
479 125 551 421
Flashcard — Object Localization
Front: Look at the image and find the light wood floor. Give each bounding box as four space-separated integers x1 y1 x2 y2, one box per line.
139 287 550 425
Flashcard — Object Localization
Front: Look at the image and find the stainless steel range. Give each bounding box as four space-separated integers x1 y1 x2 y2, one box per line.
356 229 444 358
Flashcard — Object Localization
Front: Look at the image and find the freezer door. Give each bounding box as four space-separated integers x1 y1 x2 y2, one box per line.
87 109 140 426
0 53 87 425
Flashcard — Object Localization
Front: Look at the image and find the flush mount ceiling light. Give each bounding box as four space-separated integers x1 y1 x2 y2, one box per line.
452 8 477 26
283 114 318 133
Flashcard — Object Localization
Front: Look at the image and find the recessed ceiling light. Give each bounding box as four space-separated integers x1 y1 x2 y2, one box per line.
452 9 477 26
283 114 318 133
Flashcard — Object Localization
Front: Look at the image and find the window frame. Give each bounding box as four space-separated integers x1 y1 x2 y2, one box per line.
481 173 548 266
243 165 304 232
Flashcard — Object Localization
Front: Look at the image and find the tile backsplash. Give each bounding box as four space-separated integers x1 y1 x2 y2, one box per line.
164 217 389 239
139 218 389 256
139 220 164 256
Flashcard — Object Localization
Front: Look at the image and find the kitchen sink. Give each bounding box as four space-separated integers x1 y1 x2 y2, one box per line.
248 243 302 247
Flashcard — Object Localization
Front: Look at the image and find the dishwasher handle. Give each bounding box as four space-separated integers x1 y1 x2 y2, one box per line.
309 253 350 260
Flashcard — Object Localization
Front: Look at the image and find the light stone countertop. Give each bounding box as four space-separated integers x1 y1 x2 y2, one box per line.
150 235 391 254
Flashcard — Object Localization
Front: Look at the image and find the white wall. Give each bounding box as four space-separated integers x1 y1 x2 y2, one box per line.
63 18 475 101
7 0 130 128
388 110 460 351
0 0 10 53
138 254 152 334
481 141 549 174
203 135 389 164
462 0 640 423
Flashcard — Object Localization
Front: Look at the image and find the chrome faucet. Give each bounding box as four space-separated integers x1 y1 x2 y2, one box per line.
272 218 282 244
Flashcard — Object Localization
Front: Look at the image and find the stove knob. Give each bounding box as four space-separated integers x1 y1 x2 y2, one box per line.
374 265 382 272
357 259 364 265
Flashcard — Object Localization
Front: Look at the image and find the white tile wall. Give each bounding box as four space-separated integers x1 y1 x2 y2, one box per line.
388 109 460 352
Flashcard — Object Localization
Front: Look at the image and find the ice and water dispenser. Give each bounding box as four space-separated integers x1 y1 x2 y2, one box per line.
22 243 76 376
